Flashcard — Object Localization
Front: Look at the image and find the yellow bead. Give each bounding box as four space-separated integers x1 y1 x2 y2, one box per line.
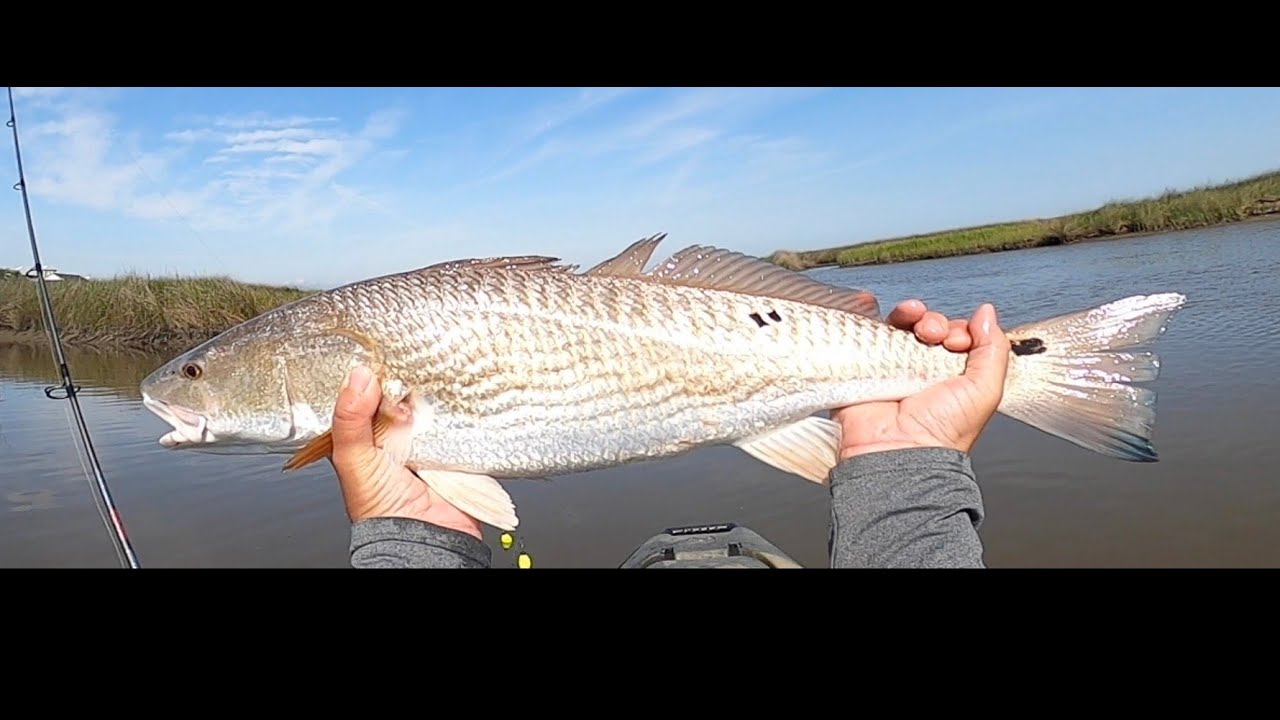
500 533 514 550
518 553 532 569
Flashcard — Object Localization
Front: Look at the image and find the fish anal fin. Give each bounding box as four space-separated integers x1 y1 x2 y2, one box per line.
584 233 667 277
412 468 520 531
733 416 842 484
647 245 881 318
282 412 393 472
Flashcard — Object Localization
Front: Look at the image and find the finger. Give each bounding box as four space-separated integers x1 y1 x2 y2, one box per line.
330 366 379 453
962 304 1011 400
885 299 926 331
943 319 972 352
914 310 950 345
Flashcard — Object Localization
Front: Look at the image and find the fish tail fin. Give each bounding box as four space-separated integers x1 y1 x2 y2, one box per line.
996 292 1188 462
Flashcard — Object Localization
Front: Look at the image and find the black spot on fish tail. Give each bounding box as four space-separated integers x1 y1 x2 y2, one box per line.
767 309 782 322
1011 337 1047 356
749 312 767 328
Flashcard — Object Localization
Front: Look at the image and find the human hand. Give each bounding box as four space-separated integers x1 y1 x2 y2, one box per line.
329 365 483 540
833 299 1011 460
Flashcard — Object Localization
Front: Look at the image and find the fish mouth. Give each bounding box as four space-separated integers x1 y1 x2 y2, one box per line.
142 393 213 448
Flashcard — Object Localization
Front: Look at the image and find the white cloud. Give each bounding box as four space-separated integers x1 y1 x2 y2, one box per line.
475 87 829 186
12 86 67 100
208 112 340 129
219 137 347 156
18 105 185 219
635 126 721 164
164 128 217 143
508 87 636 147
11 89 408 239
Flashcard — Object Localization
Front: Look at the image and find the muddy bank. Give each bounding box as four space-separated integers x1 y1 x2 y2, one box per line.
0 328 213 354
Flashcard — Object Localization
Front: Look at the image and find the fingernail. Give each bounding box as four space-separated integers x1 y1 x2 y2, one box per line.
349 366 372 393
981 304 992 335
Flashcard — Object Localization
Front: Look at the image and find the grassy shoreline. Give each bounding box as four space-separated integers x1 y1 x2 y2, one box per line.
0 275 311 353
766 169 1280 270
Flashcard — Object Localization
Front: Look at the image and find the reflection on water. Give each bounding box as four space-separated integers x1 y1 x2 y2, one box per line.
0 342 167 401
3 218 1280 567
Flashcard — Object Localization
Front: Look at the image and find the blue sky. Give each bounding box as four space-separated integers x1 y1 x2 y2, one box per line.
5 86 1280 289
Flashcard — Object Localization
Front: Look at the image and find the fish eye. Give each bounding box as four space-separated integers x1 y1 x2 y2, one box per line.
181 362 203 380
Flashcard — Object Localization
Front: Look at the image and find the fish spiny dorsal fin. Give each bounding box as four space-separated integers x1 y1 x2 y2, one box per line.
418 255 579 274
584 233 667 277
646 245 881 318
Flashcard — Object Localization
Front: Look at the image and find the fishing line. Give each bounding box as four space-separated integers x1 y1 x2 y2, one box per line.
115 134 233 279
6 86 140 569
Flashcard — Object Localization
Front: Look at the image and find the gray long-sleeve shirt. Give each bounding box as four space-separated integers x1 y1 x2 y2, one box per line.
348 446 986 569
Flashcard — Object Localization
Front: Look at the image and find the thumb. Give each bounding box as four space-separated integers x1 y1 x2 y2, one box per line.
962 303 1011 402
331 366 379 452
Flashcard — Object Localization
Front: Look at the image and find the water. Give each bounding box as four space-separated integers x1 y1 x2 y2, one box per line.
3 219 1279 568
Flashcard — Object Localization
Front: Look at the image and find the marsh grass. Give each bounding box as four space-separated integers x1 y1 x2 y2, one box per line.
767 170 1280 270
0 273 312 350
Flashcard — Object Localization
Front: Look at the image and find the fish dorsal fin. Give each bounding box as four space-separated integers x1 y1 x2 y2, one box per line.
584 233 667 277
645 245 881 318
419 255 579 274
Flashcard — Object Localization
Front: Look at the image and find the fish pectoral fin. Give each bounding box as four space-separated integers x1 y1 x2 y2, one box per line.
733 416 842 484
283 376 414 473
282 431 333 472
412 468 520 531
281 413 393 472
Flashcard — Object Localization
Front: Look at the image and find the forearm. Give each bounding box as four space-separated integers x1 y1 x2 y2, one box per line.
828 447 986 568
350 516 493 568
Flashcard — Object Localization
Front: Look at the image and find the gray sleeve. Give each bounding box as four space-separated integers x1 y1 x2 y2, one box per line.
827 447 986 568
349 517 493 568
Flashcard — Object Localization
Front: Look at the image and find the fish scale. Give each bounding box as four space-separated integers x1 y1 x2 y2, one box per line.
139 234 1188 532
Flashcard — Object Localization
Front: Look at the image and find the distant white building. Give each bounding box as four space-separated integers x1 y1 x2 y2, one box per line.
10 265 90 282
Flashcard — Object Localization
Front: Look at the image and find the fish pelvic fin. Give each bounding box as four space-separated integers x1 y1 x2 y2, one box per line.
997 292 1188 462
282 412 393 472
734 416 843 484
412 468 519 531
647 244 881 318
584 233 667 277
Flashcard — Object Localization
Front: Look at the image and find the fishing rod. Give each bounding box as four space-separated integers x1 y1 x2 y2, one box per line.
6 86 140 569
